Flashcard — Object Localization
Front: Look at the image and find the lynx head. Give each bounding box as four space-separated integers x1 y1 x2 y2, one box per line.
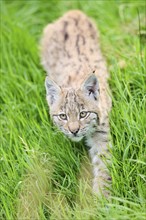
45 74 100 142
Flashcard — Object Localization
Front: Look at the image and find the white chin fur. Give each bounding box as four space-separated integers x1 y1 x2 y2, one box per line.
70 136 83 142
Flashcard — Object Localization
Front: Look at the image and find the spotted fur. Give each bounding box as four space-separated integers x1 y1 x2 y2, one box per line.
41 10 112 196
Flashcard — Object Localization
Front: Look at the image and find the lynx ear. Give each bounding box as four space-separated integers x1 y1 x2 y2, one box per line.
45 76 61 105
82 74 99 100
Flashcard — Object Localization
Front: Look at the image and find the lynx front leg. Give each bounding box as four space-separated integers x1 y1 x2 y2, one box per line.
90 149 111 197
86 128 111 196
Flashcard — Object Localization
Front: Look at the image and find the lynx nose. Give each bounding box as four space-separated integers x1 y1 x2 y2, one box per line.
70 128 79 135
68 122 80 135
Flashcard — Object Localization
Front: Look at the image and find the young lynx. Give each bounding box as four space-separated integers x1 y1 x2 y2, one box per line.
41 10 112 196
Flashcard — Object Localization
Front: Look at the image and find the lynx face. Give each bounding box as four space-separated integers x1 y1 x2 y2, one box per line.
45 74 100 142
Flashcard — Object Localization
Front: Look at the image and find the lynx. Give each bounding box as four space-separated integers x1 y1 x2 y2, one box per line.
41 10 112 196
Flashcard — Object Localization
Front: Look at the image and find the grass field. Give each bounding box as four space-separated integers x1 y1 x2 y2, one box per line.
1 0 146 219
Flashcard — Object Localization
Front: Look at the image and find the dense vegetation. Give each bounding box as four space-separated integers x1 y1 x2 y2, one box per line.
1 0 146 219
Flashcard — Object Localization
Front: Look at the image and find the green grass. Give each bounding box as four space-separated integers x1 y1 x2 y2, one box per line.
1 0 146 219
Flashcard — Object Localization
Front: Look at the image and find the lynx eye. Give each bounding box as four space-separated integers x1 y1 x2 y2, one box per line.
80 111 88 119
59 113 67 120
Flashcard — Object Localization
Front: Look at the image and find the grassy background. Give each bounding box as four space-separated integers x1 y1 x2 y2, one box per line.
1 0 146 219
